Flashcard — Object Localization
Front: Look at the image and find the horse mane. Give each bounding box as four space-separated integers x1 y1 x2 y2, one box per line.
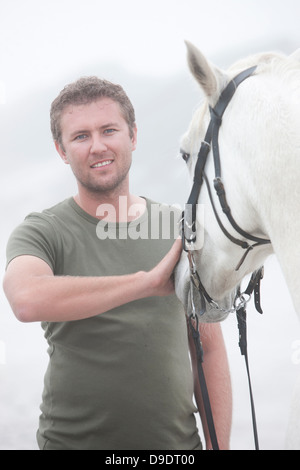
228 51 300 93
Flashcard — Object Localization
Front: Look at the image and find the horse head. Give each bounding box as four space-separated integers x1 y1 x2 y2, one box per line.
175 42 300 322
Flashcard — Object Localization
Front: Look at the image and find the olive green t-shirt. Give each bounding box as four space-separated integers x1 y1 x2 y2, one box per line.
6 197 201 450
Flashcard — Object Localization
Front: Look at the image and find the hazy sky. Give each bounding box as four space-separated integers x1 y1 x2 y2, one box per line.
1 0 300 102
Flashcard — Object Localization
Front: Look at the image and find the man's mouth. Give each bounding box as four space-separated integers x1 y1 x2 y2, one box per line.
91 160 113 168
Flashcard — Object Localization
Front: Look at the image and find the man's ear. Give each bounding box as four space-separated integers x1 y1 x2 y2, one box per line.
55 141 69 164
131 125 137 152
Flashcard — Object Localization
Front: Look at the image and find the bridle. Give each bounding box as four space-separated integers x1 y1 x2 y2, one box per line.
182 65 271 311
181 66 271 450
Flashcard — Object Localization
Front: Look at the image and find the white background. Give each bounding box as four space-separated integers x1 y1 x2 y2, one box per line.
1 0 300 450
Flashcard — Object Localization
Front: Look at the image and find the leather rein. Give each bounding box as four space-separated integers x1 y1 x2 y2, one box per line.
181 66 271 450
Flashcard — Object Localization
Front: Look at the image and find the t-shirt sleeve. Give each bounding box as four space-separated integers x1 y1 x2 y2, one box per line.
5 213 58 271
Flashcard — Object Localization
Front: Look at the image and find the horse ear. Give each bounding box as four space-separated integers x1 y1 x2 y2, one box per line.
184 41 226 100
290 49 300 62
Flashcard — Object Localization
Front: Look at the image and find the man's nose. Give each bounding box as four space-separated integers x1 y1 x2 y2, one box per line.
90 135 108 154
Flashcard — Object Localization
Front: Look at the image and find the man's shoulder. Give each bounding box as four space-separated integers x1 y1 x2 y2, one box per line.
5 200 73 271
24 198 73 225
144 197 182 217
39 197 73 217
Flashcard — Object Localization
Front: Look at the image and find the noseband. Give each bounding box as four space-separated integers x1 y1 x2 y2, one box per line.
182 66 271 450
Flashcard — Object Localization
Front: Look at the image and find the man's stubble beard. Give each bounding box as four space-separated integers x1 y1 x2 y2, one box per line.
72 158 132 197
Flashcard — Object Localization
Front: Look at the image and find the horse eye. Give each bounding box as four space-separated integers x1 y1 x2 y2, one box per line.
180 150 190 163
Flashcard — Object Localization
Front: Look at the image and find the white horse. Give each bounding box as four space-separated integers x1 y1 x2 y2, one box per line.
175 42 300 448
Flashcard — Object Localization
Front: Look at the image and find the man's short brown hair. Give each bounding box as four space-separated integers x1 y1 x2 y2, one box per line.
50 77 136 147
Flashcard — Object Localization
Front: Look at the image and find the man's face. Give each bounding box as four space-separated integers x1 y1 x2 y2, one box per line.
56 98 137 195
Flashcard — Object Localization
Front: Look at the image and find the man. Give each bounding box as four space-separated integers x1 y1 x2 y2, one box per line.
3 77 232 450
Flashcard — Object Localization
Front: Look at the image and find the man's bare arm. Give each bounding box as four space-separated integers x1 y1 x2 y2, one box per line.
3 238 182 323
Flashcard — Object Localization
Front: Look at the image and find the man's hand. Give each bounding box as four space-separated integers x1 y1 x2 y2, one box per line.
146 237 182 297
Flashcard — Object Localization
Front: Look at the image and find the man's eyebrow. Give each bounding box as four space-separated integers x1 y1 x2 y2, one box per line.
69 129 88 138
100 122 120 130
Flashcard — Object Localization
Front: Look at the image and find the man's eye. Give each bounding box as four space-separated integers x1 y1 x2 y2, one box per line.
104 129 117 135
180 150 190 163
75 134 88 141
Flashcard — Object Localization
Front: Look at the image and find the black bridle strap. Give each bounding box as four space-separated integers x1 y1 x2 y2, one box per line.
189 268 264 451
209 65 259 179
213 177 271 247
236 268 264 451
204 173 269 271
236 305 259 450
188 313 219 450
210 69 271 247
186 66 258 213
184 140 211 244
204 173 249 250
